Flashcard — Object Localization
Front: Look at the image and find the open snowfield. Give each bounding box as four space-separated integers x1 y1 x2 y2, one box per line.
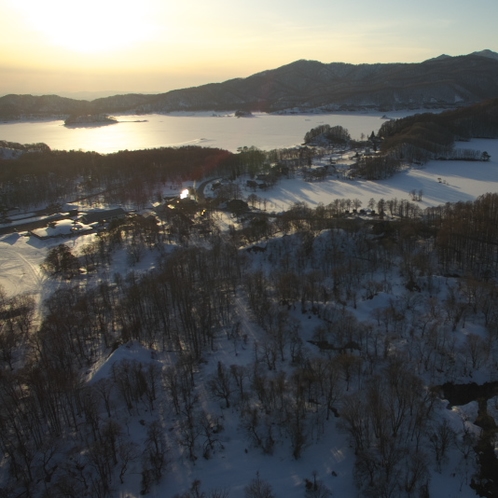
0 233 47 298
1 138 498 497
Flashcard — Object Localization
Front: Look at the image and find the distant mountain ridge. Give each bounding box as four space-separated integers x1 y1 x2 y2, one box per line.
2 51 498 119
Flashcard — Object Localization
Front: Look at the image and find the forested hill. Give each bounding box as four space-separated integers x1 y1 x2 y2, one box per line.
380 98 498 140
2 51 498 119
378 98 498 160
350 98 498 180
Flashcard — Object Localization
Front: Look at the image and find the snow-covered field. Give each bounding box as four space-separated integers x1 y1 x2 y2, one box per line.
2 138 498 498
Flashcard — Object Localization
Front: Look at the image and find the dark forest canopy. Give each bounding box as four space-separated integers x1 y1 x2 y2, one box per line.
0 146 233 181
0 146 235 209
0 143 321 210
379 98 498 141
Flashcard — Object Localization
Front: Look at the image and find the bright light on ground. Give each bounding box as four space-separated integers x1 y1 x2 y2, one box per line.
180 188 189 199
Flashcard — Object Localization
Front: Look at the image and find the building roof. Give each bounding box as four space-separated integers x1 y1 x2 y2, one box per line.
31 219 92 239
81 207 126 224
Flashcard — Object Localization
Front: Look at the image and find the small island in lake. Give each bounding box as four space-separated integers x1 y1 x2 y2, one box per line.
64 113 118 127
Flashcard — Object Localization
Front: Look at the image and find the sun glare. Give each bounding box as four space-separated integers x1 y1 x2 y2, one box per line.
16 0 154 54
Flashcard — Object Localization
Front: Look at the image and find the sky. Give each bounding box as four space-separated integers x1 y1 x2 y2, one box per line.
1 0 498 98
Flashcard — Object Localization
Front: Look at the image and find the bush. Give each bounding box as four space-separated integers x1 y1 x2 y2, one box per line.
244 472 275 498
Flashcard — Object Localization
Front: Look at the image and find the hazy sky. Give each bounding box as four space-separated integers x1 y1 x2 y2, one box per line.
1 0 498 97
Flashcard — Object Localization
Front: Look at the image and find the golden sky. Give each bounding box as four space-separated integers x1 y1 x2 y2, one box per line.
1 0 498 97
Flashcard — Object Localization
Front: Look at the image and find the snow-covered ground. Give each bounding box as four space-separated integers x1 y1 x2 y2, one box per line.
75 308 485 498
0 232 48 298
1 138 498 498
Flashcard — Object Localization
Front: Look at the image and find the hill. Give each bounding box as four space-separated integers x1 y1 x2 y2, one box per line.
373 98 498 166
2 51 498 119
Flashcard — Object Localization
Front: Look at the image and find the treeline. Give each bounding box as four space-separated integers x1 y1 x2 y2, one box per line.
0 141 51 154
275 193 498 277
351 154 402 180
0 146 234 209
349 99 498 178
380 98 498 141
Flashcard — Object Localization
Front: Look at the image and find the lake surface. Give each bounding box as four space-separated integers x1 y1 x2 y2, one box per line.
0 111 414 154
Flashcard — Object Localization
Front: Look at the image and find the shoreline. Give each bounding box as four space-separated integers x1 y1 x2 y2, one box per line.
0 107 445 124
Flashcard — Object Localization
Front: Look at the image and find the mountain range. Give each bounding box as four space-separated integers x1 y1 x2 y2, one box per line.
2 50 498 119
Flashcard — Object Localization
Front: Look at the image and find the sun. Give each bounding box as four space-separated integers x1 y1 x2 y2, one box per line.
16 0 154 54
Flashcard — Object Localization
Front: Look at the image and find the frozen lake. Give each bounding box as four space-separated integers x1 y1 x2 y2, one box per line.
0 111 415 153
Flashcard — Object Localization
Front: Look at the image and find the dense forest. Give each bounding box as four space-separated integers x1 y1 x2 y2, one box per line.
0 147 234 211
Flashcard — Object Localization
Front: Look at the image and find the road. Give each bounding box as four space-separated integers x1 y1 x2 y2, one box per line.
195 177 221 203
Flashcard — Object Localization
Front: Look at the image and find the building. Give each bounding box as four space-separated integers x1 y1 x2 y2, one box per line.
81 208 126 225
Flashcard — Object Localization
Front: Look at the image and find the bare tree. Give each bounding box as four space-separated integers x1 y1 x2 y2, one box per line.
429 419 455 471
208 362 234 408
141 419 168 493
305 471 332 498
244 472 275 498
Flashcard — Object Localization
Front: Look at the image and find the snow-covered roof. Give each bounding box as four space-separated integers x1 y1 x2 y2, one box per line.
31 219 92 239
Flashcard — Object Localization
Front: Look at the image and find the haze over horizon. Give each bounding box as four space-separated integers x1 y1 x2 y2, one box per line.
2 0 498 98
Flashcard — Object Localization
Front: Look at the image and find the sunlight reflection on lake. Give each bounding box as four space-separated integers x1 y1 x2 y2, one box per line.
0 111 417 154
